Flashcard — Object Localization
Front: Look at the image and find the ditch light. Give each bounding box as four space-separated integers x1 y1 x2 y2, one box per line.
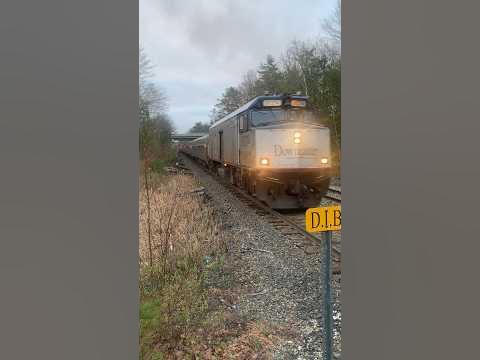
259 157 270 166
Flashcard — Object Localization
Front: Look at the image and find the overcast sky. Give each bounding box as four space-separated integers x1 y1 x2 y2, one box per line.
140 0 337 133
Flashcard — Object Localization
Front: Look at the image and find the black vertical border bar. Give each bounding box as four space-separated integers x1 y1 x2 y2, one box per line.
343 1 480 359
0 1 138 359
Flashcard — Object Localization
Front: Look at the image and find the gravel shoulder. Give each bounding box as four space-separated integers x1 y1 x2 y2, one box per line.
181 156 342 360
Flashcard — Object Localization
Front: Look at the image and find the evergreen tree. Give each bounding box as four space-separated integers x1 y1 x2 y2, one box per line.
210 86 244 123
256 55 282 95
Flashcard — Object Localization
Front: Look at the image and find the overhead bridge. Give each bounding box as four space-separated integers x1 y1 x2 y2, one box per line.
171 133 206 142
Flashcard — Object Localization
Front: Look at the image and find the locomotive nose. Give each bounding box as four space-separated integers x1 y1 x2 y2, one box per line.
255 127 330 169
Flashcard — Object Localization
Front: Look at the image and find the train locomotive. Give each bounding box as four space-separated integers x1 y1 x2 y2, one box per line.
181 94 332 209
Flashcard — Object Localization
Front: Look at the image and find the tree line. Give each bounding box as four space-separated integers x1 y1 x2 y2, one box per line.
195 1 341 152
139 47 175 170
140 1 341 158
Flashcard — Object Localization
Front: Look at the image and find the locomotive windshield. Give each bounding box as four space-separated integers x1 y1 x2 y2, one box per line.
250 109 320 127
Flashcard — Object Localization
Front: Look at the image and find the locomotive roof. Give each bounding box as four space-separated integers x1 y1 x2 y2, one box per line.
210 94 308 129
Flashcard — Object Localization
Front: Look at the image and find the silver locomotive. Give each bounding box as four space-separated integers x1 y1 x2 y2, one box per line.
182 94 332 209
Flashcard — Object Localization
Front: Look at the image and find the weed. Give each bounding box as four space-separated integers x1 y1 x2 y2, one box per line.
139 174 225 359
139 173 281 359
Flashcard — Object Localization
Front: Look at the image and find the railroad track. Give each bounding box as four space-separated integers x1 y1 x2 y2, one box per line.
325 185 341 202
179 155 341 274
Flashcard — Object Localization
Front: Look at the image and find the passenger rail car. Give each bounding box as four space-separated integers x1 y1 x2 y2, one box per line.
182 134 208 165
181 94 332 209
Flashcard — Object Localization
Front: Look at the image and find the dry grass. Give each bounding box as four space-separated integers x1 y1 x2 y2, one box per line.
139 173 281 359
139 174 224 284
220 321 282 359
139 174 226 359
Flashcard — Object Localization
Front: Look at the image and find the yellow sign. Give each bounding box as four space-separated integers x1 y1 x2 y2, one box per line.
305 206 341 232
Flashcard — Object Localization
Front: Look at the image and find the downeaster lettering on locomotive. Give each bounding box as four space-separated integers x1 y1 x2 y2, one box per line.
273 145 319 157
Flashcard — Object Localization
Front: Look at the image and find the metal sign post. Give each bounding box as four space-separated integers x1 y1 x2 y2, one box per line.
305 205 341 360
322 229 333 360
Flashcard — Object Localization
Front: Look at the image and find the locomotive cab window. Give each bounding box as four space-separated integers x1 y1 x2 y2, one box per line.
250 109 283 127
250 108 321 127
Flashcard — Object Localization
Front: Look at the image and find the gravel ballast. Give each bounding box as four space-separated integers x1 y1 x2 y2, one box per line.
180 156 342 359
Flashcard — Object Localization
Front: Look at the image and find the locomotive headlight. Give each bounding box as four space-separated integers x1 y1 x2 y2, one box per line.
320 157 329 164
294 132 302 143
259 157 270 166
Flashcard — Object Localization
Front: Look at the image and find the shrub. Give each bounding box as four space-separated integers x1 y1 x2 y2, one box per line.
139 174 225 359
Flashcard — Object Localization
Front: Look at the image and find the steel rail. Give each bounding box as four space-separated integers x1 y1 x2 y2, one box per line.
179 154 341 273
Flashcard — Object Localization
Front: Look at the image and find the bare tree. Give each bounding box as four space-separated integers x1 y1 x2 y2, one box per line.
322 0 341 46
141 82 168 114
140 47 154 87
139 46 168 116
238 70 258 102
281 40 313 96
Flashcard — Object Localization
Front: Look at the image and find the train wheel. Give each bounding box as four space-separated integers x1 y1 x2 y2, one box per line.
234 168 242 187
229 167 235 185
249 175 257 196
241 174 248 191
255 181 270 203
245 174 253 195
